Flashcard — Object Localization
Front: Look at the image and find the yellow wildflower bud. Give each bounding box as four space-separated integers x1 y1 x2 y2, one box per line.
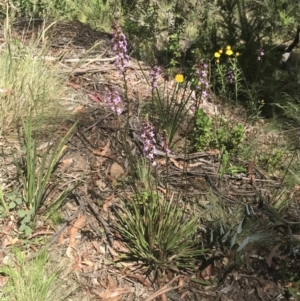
214 52 221 58
218 49 223 54
226 49 233 56
216 59 220 64
226 45 231 50
235 52 240 56
175 73 184 83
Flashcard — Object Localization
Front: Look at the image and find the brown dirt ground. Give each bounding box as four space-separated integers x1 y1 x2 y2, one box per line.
0 19 300 301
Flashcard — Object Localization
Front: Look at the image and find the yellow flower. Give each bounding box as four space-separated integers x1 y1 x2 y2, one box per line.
218 49 223 54
226 49 233 56
226 45 231 50
214 52 221 58
175 73 184 83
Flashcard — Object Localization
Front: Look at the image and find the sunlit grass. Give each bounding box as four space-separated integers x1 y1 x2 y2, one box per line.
0 248 69 301
0 24 65 134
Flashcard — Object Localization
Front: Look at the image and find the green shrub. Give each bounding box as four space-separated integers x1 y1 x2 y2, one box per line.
193 108 244 153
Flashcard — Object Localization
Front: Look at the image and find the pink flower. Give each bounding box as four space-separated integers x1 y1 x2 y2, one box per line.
140 121 157 164
149 64 161 91
104 87 123 116
112 25 130 74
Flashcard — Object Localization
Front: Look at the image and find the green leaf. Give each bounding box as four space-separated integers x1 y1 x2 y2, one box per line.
191 278 215 285
15 198 23 206
19 223 27 232
8 202 16 209
231 232 238 248
23 214 31 223
18 210 27 218
237 233 270 252
237 217 245 234
25 227 32 236
222 229 231 243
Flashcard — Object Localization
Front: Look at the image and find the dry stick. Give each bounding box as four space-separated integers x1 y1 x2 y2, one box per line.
43 55 118 63
59 64 149 74
85 198 114 247
145 287 183 301
72 192 100 235
83 112 114 133
144 276 182 301
60 66 116 74
26 204 83 261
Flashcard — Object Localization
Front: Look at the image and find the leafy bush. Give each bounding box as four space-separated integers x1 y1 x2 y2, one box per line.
0 0 74 18
193 108 244 153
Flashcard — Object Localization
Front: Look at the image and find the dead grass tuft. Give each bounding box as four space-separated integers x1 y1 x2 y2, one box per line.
0 21 66 134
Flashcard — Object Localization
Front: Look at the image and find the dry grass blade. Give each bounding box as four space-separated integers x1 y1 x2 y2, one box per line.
144 275 183 301
0 38 66 133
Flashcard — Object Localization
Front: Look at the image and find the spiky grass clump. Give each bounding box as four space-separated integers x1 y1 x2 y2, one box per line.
114 192 206 276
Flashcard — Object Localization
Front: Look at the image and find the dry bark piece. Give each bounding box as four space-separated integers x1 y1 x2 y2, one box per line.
66 215 87 257
103 193 114 212
93 140 110 157
59 158 73 169
96 179 107 191
72 105 85 114
266 243 282 268
110 162 125 179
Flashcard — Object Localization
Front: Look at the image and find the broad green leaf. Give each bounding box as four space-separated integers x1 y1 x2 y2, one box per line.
237 233 270 252
237 217 245 234
23 214 31 223
231 232 238 248
18 210 27 218
15 198 23 206
8 202 16 209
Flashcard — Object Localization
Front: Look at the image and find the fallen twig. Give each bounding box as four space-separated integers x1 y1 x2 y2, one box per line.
145 275 183 301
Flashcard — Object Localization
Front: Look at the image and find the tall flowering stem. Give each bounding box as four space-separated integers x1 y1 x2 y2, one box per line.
111 24 130 108
104 86 123 117
148 62 162 125
193 61 210 110
111 24 133 174
112 24 130 74
149 63 161 92
160 130 171 155
141 121 157 166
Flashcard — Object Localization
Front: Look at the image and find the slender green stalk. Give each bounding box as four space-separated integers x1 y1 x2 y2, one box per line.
0 184 9 213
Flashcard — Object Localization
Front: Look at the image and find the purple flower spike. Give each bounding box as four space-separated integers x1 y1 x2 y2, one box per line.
149 64 161 91
192 61 210 110
194 61 210 98
140 121 157 165
105 87 123 116
226 70 235 84
112 25 130 74
257 48 264 61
